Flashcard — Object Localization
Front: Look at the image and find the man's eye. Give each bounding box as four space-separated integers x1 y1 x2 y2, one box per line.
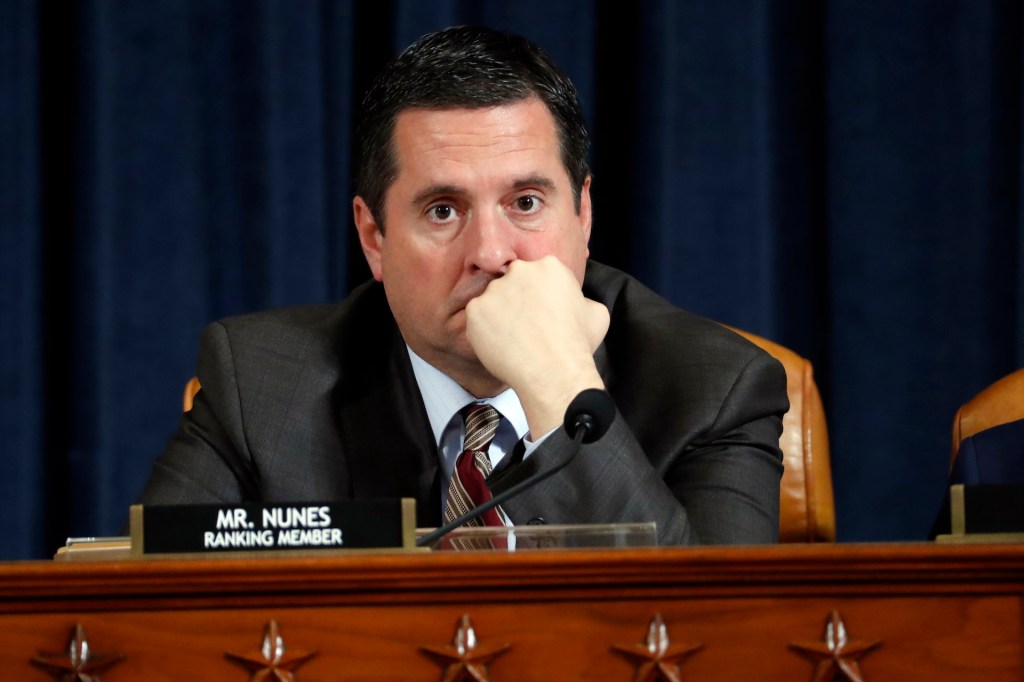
515 195 540 213
429 205 454 221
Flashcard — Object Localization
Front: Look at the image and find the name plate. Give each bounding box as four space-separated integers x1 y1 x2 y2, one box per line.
951 484 1024 535
129 499 416 555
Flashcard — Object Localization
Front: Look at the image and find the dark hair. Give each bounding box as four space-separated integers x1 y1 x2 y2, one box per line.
356 26 591 229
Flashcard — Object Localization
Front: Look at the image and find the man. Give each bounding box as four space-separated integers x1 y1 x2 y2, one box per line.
137 26 788 545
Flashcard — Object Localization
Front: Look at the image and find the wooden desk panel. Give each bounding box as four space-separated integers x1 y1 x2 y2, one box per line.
1 544 1022 680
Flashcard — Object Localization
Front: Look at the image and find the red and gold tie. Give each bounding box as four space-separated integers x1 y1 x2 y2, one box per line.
444 404 509 527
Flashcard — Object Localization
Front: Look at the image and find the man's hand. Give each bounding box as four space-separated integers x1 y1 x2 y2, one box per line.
465 256 610 438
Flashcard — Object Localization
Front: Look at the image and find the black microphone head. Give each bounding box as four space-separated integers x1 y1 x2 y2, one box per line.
563 388 616 443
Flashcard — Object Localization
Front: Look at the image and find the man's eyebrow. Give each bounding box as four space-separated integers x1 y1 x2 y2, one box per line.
510 175 557 192
411 184 466 206
409 184 468 205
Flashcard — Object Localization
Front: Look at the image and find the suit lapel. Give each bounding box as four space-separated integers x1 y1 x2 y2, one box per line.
333 284 443 527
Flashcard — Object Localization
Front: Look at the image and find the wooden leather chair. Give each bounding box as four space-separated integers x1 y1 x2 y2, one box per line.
182 376 201 413
728 328 835 542
181 330 836 543
950 368 1024 465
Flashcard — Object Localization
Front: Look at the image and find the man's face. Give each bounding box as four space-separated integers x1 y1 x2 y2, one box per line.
353 97 592 384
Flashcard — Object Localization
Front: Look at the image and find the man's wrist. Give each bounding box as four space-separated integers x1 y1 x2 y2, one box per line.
518 366 605 437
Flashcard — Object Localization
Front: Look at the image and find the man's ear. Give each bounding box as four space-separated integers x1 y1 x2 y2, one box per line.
579 176 593 257
353 196 384 282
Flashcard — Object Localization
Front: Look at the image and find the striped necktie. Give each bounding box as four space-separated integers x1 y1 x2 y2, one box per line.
444 404 509 527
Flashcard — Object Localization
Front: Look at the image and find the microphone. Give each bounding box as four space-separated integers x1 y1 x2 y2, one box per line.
563 387 616 444
416 388 616 548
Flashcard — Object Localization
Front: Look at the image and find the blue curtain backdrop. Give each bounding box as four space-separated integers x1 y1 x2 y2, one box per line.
2 0 1021 559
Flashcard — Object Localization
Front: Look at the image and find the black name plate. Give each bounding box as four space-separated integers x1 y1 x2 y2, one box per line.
129 499 416 555
953 484 1024 535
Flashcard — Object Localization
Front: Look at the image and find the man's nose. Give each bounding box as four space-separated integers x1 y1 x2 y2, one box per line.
464 209 515 275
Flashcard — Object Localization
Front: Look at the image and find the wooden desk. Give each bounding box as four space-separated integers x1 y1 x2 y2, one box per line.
2 543 1022 680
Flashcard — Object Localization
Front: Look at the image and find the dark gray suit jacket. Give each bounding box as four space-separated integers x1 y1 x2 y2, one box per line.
137 262 788 545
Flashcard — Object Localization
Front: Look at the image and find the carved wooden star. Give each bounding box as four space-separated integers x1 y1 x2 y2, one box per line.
612 614 703 682
420 614 510 682
225 620 317 682
790 611 882 682
31 623 124 682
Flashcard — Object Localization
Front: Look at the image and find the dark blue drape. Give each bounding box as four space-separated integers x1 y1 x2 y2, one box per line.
3 0 1021 559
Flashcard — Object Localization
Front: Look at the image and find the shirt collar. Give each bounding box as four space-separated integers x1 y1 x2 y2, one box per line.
406 346 529 445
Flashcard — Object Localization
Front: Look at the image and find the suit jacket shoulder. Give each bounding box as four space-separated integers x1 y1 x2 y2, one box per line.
139 282 442 525
584 261 788 467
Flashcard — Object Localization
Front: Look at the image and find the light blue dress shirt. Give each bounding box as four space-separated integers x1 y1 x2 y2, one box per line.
406 347 550 514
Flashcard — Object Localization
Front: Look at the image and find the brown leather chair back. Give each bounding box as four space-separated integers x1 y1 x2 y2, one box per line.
950 368 1024 465
182 376 201 413
728 328 836 542
181 329 836 542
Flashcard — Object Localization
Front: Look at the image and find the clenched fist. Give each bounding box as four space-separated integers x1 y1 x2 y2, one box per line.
466 256 609 438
